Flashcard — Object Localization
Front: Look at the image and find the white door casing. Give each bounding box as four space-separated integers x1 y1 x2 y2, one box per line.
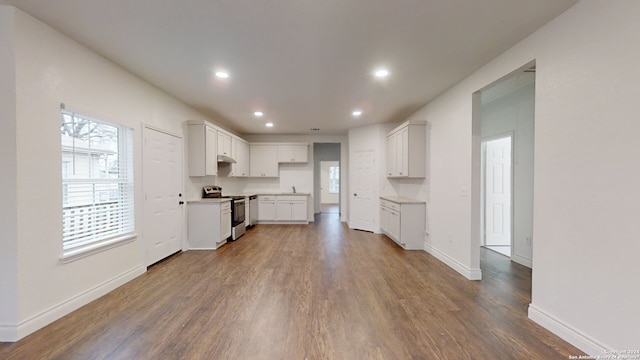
350 150 376 232
143 127 183 266
483 136 512 247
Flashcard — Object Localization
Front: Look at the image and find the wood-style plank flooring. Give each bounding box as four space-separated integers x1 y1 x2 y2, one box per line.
0 213 584 359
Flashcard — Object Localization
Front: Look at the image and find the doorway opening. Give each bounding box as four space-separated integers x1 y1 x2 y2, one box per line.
473 61 535 272
482 134 512 257
320 161 340 214
313 143 341 219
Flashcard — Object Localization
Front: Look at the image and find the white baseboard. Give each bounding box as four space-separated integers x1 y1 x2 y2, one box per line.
511 253 532 268
528 304 608 356
0 323 18 342
1 265 146 342
424 243 482 280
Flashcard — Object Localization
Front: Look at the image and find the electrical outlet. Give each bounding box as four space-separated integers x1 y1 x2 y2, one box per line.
525 237 532 245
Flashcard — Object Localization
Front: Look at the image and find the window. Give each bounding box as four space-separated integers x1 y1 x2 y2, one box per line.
60 110 134 256
329 165 340 194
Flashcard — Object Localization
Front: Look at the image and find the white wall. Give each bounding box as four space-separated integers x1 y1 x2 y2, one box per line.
481 75 535 267
2 7 220 341
0 6 18 337
404 0 640 354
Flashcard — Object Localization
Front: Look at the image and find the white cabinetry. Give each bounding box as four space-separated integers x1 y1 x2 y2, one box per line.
220 203 232 240
217 131 232 157
277 144 308 163
257 195 277 221
187 200 231 249
258 194 308 223
380 197 425 250
231 138 249 177
188 124 217 176
250 144 279 177
380 200 401 241
291 200 308 222
386 120 426 178
275 195 308 222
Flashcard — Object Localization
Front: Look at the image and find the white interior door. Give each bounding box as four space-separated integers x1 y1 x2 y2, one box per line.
143 127 183 266
350 150 376 232
484 136 512 246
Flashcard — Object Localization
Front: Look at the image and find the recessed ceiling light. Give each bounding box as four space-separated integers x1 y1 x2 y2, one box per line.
373 68 389 78
265 122 274 128
352 109 363 117
254 111 264 117
215 71 229 79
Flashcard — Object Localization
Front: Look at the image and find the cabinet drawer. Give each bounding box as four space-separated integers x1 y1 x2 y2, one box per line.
221 202 231 211
381 199 400 212
258 195 276 201
278 195 306 201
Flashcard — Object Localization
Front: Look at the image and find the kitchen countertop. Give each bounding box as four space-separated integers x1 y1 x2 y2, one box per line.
380 195 426 204
187 198 232 203
253 192 310 196
188 193 311 202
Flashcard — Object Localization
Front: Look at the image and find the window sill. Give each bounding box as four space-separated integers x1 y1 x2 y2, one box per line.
60 233 137 264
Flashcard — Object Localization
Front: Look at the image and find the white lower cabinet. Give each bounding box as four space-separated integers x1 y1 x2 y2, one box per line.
380 197 425 250
187 200 232 250
290 200 308 221
258 194 308 223
257 196 277 221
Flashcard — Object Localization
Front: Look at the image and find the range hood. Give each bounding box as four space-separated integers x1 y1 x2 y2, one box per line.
217 154 236 163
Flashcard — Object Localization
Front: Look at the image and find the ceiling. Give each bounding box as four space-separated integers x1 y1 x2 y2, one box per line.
1 0 577 135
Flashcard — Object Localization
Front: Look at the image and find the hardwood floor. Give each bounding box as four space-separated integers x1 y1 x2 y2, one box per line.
320 203 339 214
0 214 584 359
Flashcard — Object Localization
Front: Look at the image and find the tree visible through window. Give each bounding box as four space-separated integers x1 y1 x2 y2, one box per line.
329 165 340 193
61 109 134 255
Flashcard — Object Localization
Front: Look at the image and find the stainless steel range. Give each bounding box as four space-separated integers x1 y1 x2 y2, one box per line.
226 195 246 240
202 186 246 241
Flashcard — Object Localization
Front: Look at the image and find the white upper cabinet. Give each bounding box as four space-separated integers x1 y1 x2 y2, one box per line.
231 137 249 177
217 131 232 157
187 121 309 178
188 124 217 176
386 120 426 178
250 144 279 177
277 144 308 163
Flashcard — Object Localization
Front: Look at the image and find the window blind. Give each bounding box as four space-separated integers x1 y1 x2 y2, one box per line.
61 110 134 254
